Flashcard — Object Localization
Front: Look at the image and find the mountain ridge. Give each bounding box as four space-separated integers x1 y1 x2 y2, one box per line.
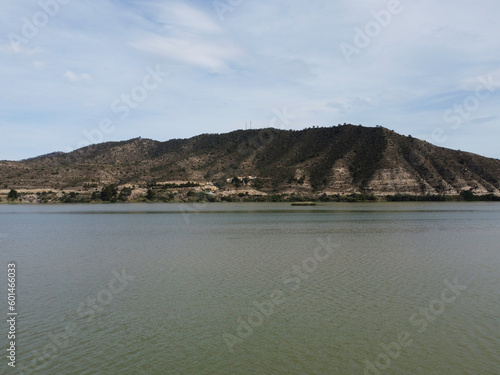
1 125 499 199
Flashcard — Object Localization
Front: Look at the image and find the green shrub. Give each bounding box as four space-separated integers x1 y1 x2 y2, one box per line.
7 189 18 200
100 185 118 202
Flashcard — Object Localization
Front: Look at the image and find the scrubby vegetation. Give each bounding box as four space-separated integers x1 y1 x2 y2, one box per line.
1 187 499 204
1 125 499 200
7 189 18 201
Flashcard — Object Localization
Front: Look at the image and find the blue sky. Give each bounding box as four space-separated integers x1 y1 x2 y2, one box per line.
1 0 499 160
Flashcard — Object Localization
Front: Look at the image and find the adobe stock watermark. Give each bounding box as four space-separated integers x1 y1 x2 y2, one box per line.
7 0 71 54
432 73 500 145
177 105 296 225
360 278 468 375
64 65 168 152
340 0 404 64
272 106 296 128
15 268 135 375
222 236 339 353
213 0 244 22
236 106 296 157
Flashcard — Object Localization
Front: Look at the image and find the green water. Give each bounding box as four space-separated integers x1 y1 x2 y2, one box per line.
0 203 499 374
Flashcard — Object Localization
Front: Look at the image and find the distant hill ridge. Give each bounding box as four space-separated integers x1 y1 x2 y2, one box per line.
1 125 499 196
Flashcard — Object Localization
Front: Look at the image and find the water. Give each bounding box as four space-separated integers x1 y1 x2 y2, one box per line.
0 203 499 375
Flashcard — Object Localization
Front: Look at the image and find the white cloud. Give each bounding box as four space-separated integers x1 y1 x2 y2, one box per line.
33 61 44 69
63 71 92 83
131 3 240 73
156 2 222 34
0 43 42 55
132 33 241 72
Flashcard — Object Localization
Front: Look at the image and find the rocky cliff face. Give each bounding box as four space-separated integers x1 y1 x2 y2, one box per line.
1 125 499 196
363 131 500 195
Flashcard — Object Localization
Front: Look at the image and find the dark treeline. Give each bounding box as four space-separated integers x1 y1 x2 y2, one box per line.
3 187 499 204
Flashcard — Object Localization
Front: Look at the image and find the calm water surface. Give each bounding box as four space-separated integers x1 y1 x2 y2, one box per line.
0 203 499 374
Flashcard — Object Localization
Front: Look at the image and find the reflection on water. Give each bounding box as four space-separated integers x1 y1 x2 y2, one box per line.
0 203 499 374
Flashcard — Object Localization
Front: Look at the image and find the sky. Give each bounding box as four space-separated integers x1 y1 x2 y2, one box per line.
1 0 499 160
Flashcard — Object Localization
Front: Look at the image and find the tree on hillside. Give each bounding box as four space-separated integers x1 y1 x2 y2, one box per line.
7 189 18 201
460 190 476 201
100 185 118 202
145 189 156 201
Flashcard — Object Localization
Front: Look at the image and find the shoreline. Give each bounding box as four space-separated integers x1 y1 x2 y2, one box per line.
1 192 499 205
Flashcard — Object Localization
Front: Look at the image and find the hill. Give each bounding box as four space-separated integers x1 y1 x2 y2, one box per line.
1 125 499 202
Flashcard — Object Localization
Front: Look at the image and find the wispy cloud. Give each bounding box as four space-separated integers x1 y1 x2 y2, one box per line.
155 2 222 33
64 71 92 83
130 2 241 72
132 33 241 73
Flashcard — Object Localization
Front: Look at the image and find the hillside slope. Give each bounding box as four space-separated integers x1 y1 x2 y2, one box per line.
1 125 499 196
